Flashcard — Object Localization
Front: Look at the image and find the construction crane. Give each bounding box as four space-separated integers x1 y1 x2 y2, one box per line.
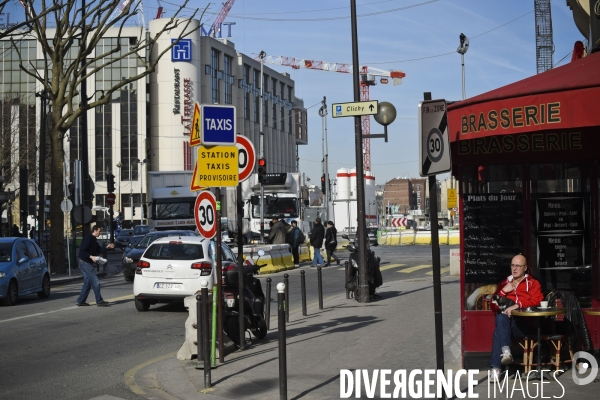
155 0 164 19
534 0 554 73
257 54 405 170
107 0 146 27
211 0 236 37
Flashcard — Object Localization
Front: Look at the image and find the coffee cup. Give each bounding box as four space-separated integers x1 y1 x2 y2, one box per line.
539 301 549 308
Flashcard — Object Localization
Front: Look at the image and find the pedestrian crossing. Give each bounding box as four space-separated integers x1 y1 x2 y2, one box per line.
338 263 450 276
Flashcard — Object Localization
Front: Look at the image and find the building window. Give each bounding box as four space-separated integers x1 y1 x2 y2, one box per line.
94 105 112 181
243 64 250 84
211 48 220 103
288 86 293 133
120 85 139 181
280 82 286 132
244 92 250 120
224 55 233 104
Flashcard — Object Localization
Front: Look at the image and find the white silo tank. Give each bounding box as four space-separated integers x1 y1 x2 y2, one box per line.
336 168 350 200
349 168 357 199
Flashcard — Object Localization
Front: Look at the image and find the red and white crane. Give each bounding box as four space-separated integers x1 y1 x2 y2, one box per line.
211 0 236 37
257 54 405 170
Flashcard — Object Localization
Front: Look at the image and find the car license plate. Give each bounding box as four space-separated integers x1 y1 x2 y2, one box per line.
155 283 183 290
226 299 236 308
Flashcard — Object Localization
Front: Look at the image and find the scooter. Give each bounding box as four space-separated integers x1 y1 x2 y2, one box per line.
342 234 383 299
221 249 268 345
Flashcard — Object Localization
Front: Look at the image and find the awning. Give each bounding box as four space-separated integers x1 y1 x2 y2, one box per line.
447 52 600 143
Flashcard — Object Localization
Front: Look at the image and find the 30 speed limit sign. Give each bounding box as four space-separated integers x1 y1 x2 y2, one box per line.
236 134 256 182
194 190 217 239
419 99 451 176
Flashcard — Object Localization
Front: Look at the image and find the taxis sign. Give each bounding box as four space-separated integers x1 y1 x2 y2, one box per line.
195 145 239 187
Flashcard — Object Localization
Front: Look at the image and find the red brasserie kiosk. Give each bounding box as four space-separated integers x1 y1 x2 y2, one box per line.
447 52 600 369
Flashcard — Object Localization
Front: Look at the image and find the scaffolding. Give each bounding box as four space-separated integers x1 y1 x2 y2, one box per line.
534 0 554 74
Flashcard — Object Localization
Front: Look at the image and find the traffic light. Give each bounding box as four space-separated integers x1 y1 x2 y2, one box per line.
257 158 267 183
107 173 115 193
132 206 136 216
321 175 326 195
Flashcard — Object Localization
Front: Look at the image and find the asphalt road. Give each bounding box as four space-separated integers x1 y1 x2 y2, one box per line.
0 244 456 400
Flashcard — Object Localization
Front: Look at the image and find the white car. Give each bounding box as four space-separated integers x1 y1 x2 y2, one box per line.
133 236 219 311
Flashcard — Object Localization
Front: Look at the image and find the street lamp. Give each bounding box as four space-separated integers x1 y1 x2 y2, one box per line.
116 162 122 214
137 158 147 224
129 163 133 226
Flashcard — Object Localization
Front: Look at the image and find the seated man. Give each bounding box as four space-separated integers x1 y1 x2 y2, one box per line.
489 254 544 380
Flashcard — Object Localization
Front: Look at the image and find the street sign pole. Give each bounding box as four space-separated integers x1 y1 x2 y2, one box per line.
215 187 224 363
350 0 369 304
423 92 445 396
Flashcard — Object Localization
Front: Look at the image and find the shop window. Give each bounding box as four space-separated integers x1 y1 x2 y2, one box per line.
461 165 524 310
530 163 591 307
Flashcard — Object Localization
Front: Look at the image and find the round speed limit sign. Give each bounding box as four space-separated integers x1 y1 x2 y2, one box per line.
194 190 217 239
426 128 444 163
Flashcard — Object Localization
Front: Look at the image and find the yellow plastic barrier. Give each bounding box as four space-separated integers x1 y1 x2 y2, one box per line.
414 231 432 245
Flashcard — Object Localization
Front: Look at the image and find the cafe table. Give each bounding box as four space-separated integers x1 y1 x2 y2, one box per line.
583 309 600 316
512 307 567 379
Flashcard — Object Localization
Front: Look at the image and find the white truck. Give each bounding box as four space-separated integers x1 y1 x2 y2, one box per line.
147 171 197 231
225 172 306 244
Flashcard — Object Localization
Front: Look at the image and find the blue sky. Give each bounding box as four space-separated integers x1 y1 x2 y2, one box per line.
3 1 585 186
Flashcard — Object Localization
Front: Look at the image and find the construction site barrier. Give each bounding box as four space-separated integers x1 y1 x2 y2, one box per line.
377 230 460 246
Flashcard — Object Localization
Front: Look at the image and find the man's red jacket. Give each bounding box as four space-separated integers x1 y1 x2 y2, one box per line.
491 274 544 312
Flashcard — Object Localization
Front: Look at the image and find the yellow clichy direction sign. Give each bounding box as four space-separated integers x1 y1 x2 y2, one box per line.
190 102 201 146
447 188 457 209
195 145 239 187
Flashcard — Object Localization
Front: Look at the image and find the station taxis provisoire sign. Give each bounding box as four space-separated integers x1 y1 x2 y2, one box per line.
192 145 239 188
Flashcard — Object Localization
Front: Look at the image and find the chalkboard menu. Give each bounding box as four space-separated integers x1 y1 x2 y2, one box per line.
537 197 584 233
537 234 584 269
536 195 585 270
463 193 523 283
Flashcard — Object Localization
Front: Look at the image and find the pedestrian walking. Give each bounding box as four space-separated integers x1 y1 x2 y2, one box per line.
11 224 21 237
325 221 340 266
268 217 287 244
76 225 114 307
309 217 325 267
289 220 305 267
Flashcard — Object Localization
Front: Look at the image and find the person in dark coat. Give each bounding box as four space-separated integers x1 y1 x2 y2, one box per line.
289 220 303 267
76 225 114 307
11 224 21 237
309 217 325 267
268 217 287 244
325 221 340 266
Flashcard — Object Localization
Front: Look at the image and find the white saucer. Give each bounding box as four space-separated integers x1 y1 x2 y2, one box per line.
538 306 550 309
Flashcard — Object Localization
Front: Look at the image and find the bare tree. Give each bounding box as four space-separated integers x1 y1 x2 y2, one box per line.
0 0 60 39
8 0 203 272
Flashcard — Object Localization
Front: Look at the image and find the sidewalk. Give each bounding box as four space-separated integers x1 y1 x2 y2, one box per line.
129 275 600 399
132 276 464 399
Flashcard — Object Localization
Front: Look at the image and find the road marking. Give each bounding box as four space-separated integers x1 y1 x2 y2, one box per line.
379 263 406 271
398 265 431 273
425 267 450 276
124 351 177 395
0 294 134 324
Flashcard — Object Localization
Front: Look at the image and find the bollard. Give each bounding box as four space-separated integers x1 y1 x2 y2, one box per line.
344 261 350 299
283 273 290 323
317 266 323 310
196 293 203 362
277 282 288 400
201 280 211 387
266 277 272 330
300 270 307 316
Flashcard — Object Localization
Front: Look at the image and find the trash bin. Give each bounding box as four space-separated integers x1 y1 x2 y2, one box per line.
67 239 77 269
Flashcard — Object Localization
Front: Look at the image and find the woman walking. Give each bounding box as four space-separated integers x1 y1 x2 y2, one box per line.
325 221 340 266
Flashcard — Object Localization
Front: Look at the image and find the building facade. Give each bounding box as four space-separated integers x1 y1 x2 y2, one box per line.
1 19 307 228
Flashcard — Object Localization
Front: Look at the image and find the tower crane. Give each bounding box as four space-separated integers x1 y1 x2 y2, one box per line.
256 54 405 170
155 0 164 19
211 0 236 37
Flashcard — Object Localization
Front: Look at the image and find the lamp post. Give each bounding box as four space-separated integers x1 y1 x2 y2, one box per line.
258 50 266 244
129 163 133 226
116 162 122 214
319 96 329 223
457 33 469 100
137 159 147 224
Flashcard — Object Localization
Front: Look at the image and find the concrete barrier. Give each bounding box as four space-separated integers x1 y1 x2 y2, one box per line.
375 229 461 246
449 248 460 276
177 294 236 360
